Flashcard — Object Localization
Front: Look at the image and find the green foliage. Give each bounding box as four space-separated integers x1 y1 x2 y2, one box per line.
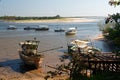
109 0 120 7
103 13 120 46
0 15 61 20
111 13 120 22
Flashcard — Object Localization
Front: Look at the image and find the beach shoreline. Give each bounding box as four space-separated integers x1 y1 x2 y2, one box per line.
0 35 68 80
92 34 104 40
0 34 105 80
5 17 98 23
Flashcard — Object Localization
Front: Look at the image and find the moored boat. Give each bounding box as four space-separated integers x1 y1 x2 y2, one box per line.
67 39 101 55
54 28 65 32
35 25 49 31
65 27 77 35
24 26 36 30
7 25 17 30
67 39 89 54
19 38 44 68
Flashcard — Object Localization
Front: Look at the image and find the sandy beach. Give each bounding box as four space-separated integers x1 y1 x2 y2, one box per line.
6 17 98 23
0 35 69 80
0 34 105 80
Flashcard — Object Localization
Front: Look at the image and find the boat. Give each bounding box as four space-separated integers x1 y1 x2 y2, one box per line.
24 26 36 30
65 28 77 35
54 28 65 32
7 25 17 30
18 38 44 68
67 39 101 55
67 39 89 54
35 25 49 31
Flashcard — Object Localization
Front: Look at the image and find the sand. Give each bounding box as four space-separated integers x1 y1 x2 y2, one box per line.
0 34 104 80
0 35 69 80
92 34 104 40
6 17 98 23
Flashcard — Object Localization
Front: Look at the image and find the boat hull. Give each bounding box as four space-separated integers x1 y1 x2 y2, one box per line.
66 32 76 35
65 28 77 35
54 29 65 32
19 51 43 68
35 27 49 31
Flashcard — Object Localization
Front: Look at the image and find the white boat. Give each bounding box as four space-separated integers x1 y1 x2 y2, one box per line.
70 39 89 48
65 28 77 35
7 25 17 30
19 39 44 68
68 39 101 55
67 39 89 54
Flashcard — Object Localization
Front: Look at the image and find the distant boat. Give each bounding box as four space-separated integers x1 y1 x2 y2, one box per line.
54 28 65 32
18 39 44 68
24 26 36 30
35 25 49 31
65 27 77 35
7 25 17 30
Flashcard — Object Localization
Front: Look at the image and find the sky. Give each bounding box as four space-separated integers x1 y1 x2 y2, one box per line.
0 0 120 17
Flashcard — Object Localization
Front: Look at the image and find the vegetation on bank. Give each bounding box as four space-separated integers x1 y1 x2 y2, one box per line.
100 0 120 49
45 1 120 79
0 15 61 20
102 13 120 46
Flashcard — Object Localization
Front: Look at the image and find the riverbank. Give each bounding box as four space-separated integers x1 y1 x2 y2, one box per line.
92 34 104 40
5 17 98 23
0 35 69 80
0 34 106 80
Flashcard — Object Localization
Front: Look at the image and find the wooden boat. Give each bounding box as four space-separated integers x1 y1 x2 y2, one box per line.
54 28 65 32
24 26 36 30
7 25 17 30
65 28 77 35
67 39 89 54
35 25 49 31
19 39 44 68
67 39 101 55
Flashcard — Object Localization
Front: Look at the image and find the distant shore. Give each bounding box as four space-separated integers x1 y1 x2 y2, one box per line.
5 18 98 23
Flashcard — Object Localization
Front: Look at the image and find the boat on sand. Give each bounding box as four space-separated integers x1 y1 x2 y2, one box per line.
67 39 101 55
18 38 44 68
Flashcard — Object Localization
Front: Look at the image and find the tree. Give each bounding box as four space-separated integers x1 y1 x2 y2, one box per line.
102 1 120 46
103 13 120 46
109 0 120 7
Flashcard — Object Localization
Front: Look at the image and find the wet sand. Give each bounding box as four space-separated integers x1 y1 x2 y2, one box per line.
7 17 97 23
0 35 68 80
0 31 106 80
92 34 104 40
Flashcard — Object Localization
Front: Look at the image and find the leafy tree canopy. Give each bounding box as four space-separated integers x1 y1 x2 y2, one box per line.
109 0 120 7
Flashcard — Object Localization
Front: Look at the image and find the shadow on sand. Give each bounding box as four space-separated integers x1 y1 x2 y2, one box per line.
0 59 37 73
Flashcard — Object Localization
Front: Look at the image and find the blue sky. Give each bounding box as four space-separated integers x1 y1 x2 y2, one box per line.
0 0 120 17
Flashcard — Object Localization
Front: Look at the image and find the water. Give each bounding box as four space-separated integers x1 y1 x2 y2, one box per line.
0 20 112 52
0 21 99 37
0 19 113 76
